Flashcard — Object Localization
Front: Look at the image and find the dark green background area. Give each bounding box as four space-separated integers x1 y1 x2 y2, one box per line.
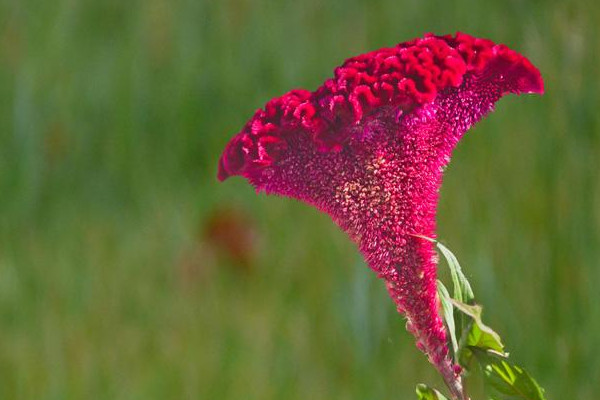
1 0 598 399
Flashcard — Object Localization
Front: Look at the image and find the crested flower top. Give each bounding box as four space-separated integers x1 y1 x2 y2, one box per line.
218 32 543 181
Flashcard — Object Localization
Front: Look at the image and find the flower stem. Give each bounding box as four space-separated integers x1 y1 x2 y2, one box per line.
436 359 467 400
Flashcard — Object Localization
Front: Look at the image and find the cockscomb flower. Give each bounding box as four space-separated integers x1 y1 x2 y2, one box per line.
218 32 543 399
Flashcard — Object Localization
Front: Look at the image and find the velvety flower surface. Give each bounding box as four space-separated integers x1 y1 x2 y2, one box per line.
218 32 543 398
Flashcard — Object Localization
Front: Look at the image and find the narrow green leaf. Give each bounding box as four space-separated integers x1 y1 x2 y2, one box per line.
435 241 474 303
412 235 474 303
472 350 547 400
415 383 450 400
437 280 458 356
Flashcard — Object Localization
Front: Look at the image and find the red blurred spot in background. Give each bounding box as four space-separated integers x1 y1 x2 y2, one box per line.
178 207 259 289
203 207 258 271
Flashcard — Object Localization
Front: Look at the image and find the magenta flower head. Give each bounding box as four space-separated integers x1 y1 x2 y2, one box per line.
218 32 543 398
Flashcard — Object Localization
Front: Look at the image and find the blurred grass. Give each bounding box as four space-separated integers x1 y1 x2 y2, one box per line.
0 0 599 399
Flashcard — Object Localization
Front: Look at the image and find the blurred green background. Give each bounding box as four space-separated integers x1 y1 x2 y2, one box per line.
1 0 598 399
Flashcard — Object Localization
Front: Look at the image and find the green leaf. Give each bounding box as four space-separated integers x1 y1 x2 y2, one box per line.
415 383 450 400
451 299 504 354
435 241 474 304
412 235 473 303
437 280 458 356
472 350 547 400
